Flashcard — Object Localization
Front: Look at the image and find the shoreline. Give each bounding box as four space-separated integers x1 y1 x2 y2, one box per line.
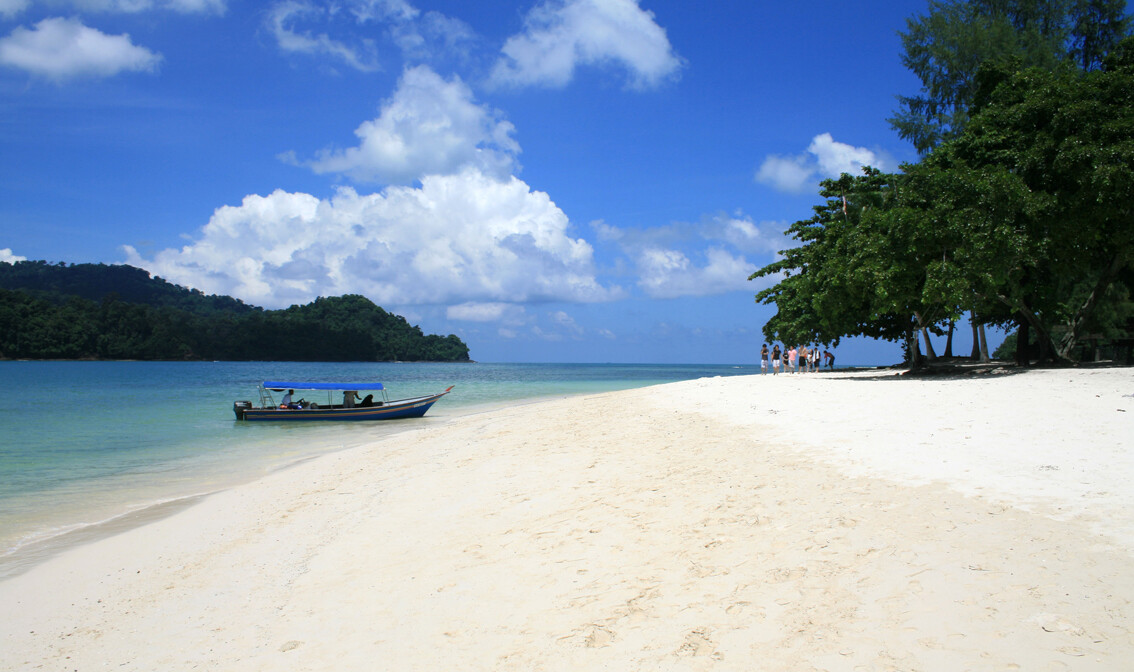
0 367 795 578
0 413 469 581
0 418 430 573
2 368 1132 669
0 494 213 582
0 392 628 581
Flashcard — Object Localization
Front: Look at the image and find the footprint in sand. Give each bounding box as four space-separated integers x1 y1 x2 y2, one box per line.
676 628 717 658
766 566 807 583
584 625 615 648
1036 614 1086 637
725 600 752 615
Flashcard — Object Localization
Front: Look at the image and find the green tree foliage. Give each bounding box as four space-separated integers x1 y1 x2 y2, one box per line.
1070 0 1132 69
753 38 1134 366
0 262 471 362
0 261 254 316
751 165 986 365
750 168 917 349
918 43 1134 359
890 0 1129 154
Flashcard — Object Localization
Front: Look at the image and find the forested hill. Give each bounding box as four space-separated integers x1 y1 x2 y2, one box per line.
0 261 471 362
0 260 256 315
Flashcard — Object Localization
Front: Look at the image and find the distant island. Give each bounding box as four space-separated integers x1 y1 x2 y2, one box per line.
0 260 470 362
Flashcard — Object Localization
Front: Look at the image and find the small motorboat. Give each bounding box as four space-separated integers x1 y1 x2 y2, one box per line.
233 381 453 421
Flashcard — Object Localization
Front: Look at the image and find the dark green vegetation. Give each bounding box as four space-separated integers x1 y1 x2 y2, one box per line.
0 261 471 362
891 0 1129 154
752 1 1133 366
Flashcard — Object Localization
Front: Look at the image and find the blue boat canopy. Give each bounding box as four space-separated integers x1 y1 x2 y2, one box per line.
262 381 385 391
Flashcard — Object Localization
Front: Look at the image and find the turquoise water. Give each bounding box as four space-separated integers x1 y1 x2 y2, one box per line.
0 360 755 576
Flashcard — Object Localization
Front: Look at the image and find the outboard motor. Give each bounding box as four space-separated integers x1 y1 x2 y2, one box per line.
233 400 253 420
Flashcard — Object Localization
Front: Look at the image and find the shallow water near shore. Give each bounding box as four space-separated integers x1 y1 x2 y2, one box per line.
0 360 756 577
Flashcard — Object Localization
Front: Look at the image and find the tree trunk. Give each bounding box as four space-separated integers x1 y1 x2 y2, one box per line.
998 295 1065 365
907 330 925 370
921 327 937 360
970 314 981 359
914 311 937 361
1015 318 1030 366
1037 330 1058 363
944 320 954 358
977 323 989 362
1057 254 1126 361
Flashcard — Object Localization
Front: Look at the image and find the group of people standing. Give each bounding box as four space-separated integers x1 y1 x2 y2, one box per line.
759 343 834 374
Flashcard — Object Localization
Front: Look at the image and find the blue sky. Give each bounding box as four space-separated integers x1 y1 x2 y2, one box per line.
1 0 1001 364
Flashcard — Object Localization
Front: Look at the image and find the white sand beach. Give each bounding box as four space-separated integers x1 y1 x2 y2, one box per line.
2 367 1133 671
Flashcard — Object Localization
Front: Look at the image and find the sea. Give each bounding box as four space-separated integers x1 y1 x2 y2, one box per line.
0 360 757 578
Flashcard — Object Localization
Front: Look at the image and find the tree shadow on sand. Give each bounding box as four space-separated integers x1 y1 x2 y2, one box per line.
830 359 1131 382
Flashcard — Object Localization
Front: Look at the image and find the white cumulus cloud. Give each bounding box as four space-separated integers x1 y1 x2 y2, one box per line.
593 212 780 298
0 0 30 19
302 65 519 184
636 246 756 299
704 213 784 255
0 248 27 263
491 0 683 90
447 301 526 323
124 170 619 310
754 154 813 194
0 17 161 81
807 133 880 177
755 133 889 194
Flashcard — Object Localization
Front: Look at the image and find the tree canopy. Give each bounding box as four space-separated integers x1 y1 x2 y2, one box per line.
921 42 1134 359
752 37 1134 365
890 0 1129 154
750 168 914 348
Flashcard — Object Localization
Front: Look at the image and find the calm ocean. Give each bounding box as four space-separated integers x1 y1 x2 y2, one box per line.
0 360 754 577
